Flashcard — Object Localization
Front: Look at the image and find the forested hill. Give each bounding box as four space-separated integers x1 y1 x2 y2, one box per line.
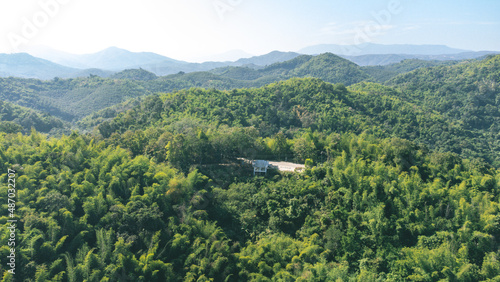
387 55 500 130
1 54 498 164
0 100 67 134
253 53 370 85
362 59 459 83
86 77 497 167
1 53 494 126
2 55 500 280
387 54 500 166
1 105 500 281
0 53 369 122
0 76 154 122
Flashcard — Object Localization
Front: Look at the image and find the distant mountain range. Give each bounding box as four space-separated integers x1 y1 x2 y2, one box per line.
25 46 185 70
0 48 304 79
0 53 79 80
195 49 254 62
0 53 118 80
341 51 500 66
299 43 470 56
0 44 498 80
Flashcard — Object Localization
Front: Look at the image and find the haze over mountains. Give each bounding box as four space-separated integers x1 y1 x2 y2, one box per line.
1 43 498 80
298 43 469 56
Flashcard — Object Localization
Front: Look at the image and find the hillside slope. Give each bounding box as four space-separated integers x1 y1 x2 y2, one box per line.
0 53 370 121
387 55 500 165
0 99 67 133
90 77 493 166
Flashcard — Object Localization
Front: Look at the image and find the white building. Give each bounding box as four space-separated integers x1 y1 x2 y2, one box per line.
252 160 269 175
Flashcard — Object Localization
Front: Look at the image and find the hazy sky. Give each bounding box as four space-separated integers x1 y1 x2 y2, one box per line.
1 0 499 61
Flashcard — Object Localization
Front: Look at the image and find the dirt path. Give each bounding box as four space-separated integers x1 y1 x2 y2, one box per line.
238 158 305 172
268 161 305 172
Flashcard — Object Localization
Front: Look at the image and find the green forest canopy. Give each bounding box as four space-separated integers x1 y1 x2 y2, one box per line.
1 125 499 280
0 54 499 281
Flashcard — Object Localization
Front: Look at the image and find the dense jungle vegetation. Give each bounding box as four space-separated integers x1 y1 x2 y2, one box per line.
0 54 499 281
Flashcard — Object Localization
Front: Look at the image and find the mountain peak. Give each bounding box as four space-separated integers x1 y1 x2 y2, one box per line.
0 52 77 79
103 46 124 51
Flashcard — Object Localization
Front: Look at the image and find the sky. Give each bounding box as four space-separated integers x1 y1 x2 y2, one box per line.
0 0 499 62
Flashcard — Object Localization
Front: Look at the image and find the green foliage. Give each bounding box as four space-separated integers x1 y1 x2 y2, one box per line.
0 100 67 133
362 59 458 83
111 68 158 81
1 122 499 281
0 76 155 122
387 55 500 165
0 53 369 124
95 76 493 168
1 54 500 281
